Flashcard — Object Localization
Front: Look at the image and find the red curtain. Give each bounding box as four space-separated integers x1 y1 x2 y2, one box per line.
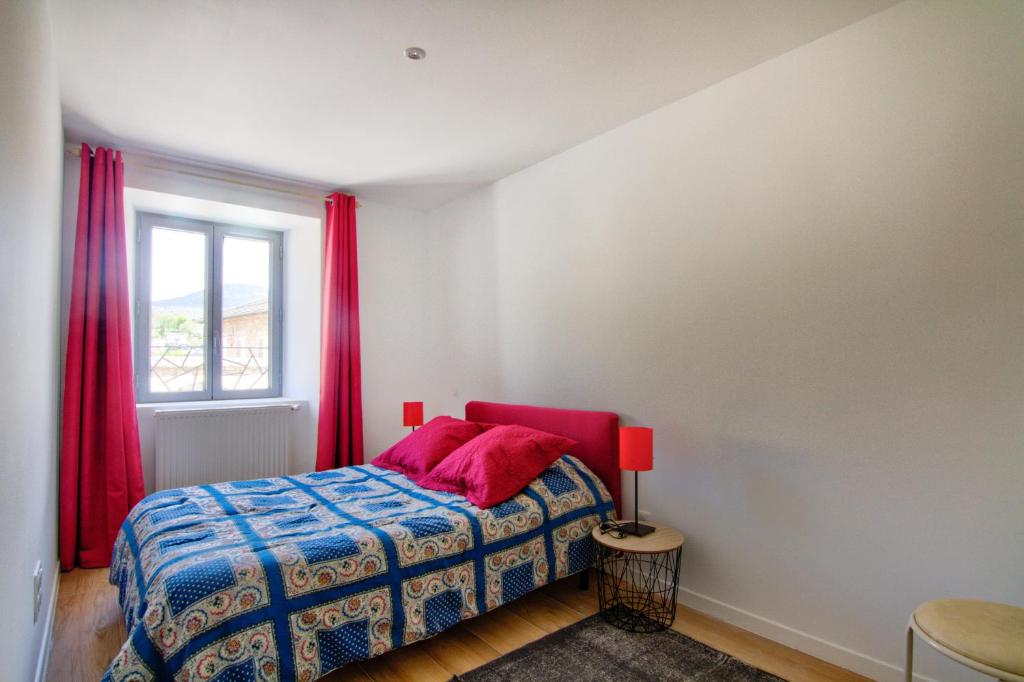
59 144 145 570
316 192 364 470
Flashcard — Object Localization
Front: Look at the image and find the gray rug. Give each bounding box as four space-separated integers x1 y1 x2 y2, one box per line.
455 614 785 682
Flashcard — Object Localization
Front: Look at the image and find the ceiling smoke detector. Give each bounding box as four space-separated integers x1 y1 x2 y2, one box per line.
405 47 426 61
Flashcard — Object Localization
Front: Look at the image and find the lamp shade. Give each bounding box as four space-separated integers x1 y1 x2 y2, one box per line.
403 401 424 427
619 426 653 471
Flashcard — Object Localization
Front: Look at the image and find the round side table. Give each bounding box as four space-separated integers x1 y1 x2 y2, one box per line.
906 599 1024 682
592 521 684 632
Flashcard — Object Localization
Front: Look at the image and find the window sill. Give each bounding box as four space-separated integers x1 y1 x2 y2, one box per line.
136 397 306 411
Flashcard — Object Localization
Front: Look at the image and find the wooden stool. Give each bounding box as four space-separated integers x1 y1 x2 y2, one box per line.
906 599 1024 682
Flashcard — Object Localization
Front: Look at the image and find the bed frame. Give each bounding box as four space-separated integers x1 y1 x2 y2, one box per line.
105 401 620 679
464 400 621 515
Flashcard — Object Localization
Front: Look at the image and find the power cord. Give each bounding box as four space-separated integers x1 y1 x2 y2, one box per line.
598 520 632 539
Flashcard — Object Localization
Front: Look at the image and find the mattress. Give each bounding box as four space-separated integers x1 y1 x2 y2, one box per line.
104 454 614 681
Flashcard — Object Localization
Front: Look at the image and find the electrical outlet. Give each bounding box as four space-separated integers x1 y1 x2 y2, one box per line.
33 560 43 623
638 509 652 521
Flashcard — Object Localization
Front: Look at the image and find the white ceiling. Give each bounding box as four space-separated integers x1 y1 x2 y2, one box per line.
50 0 897 210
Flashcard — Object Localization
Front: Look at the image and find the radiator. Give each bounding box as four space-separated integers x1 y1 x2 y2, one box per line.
154 404 294 490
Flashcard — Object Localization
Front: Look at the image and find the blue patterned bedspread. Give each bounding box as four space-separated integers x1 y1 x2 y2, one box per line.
105 455 613 681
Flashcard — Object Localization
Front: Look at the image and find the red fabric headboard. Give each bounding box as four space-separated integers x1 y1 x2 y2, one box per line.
465 401 621 515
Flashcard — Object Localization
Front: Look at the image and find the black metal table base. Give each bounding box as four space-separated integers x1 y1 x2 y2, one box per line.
595 544 682 632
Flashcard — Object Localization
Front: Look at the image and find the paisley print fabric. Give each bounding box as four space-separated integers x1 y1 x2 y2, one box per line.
105 455 613 681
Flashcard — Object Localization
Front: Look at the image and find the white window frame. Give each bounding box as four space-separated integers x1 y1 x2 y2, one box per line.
135 211 284 402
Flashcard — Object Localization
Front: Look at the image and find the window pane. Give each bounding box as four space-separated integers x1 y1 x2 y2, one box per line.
221 236 271 391
149 227 206 393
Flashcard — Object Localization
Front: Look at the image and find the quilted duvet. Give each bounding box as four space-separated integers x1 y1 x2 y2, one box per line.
104 455 613 681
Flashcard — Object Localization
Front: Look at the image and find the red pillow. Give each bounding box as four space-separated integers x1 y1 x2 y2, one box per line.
371 416 485 482
417 424 577 508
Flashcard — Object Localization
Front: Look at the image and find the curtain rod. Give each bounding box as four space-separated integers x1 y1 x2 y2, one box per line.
65 144 361 207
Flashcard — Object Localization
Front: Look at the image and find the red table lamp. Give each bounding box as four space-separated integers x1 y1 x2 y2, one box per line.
403 401 424 432
620 426 655 536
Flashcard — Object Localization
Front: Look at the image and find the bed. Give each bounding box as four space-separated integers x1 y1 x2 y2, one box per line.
104 401 620 681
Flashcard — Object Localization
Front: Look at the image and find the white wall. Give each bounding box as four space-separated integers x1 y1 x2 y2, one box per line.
0 0 64 680
360 200 450 458
426 1 1024 680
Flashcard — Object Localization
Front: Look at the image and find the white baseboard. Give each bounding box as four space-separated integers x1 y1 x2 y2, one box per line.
33 569 59 682
679 586 943 682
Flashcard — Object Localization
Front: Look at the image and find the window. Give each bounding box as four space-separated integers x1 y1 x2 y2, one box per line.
135 212 283 402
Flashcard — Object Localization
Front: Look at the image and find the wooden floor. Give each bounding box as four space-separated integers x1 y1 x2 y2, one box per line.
49 568 869 682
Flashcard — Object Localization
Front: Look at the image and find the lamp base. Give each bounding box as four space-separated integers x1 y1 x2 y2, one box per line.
621 520 655 537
